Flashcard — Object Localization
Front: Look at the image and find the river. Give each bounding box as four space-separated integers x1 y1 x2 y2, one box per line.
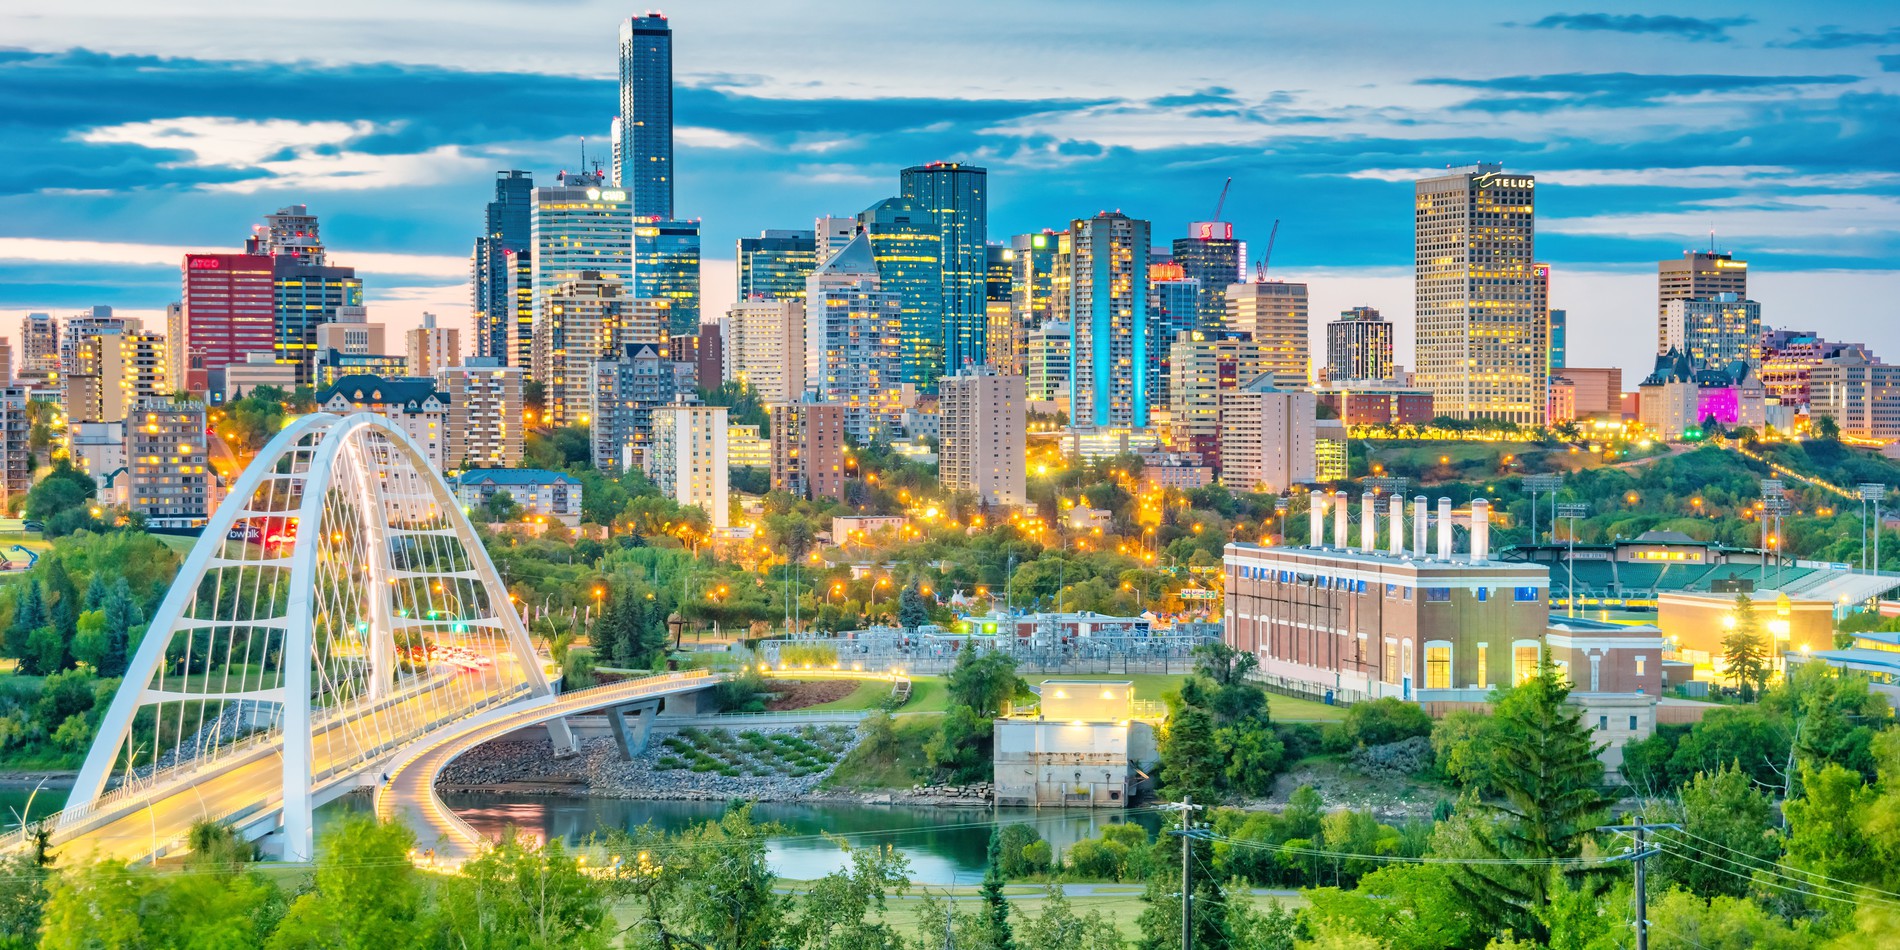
442 793 1165 885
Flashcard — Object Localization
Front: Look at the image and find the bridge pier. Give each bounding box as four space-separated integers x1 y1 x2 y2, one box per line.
661 689 706 718
606 700 663 760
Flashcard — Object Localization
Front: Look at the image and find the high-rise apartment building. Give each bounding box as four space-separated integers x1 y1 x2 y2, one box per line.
724 299 805 403
1148 264 1202 413
815 216 857 264
0 338 13 387
247 205 325 264
858 197 943 389
127 397 213 528
1226 280 1309 388
589 341 695 470
1658 250 1746 321
984 244 1014 372
180 253 276 394
21 314 57 382
1169 330 1278 468
1218 377 1316 493
769 399 848 501
615 13 673 220
1660 294 1762 368
63 328 167 424
1173 221 1243 331
647 403 729 528
538 273 633 427
1004 232 1060 376
1810 350 1900 440
939 365 1026 506
1415 164 1542 423
900 162 988 382
59 308 136 378
737 229 818 302
532 170 635 384
1063 212 1150 429
436 358 525 469
803 234 905 440
1026 320 1071 408
405 313 461 377
1325 307 1395 382
0 387 29 506
473 170 534 367
635 218 701 334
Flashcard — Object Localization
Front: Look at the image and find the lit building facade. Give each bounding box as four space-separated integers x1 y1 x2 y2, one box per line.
770 399 848 502
1147 267 1202 412
1414 165 1543 424
984 244 1014 372
647 403 729 529
1660 294 1761 368
315 375 447 471
1005 231 1060 376
858 197 943 389
615 13 673 220
1026 320 1071 409
1064 212 1150 429
1811 350 1900 441
1226 281 1309 388
635 218 701 334
180 253 276 394
537 273 631 427
269 261 362 384
1169 330 1276 467
589 341 695 470
1325 307 1394 382
940 365 1026 506
64 329 167 424
21 314 57 382
900 162 988 382
472 170 534 368
804 234 905 440
127 397 213 528
405 313 461 377
436 358 525 469
724 299 805 403
737 229 817 302
1173 222 1243 332
1658 250 1747 323
1218 377 1315 492
531 169 635 384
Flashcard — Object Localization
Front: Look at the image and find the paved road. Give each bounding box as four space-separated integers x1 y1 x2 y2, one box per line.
375 671 719 866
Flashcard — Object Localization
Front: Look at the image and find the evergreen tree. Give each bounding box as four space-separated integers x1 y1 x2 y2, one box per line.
1160 702 1222 804
82 575 106 611
981 829 1016 950
1722 593 1770 701
100 578 140 678
1442 652 1610 941
43 558 78 655
593 594 625 668
5 580 45 660
899 584 931 629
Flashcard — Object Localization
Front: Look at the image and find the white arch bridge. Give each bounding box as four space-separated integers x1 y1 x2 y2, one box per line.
22 413 717 863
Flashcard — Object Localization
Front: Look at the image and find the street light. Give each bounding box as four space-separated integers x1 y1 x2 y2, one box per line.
1556 503 1591 618
1859 483 1887 574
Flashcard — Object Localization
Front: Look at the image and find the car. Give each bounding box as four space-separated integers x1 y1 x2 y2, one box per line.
21 521 43 532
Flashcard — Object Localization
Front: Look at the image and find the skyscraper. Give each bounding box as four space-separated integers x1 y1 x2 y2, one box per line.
247 205 325 264
1172 221 1242 331
473 170 534 368
1005 231 1060 376
984 244 1013 370
803 234 905 440
538 273 631 427
20 314 57 383
531 170 635 387
814 216 857 264
1415 164 1542 423
635 218 701 334
1147 263 1202 412
269 259 362 385
1063 212 1150 429
1226 280 1309 388
1325 307 1394 382
616 13 673 220
647 403 729 528
940 365 1026 506
857 197 943 389
900 162 988 382
1658 249 1746 321
180 254 275 394
1661 294 1762 368
1169 329 1277 467
737 230 818 301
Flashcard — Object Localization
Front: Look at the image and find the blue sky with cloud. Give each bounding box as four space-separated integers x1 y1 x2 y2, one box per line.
2 0 1897 377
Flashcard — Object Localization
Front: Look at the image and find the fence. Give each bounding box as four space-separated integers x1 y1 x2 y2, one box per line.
759 625 1222 676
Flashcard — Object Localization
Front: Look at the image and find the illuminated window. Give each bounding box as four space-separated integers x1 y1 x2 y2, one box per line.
1426 645 1452 689
1384 639 1400 684
1514 645 1539 683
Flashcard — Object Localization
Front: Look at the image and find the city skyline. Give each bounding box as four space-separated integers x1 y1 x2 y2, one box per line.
1 2 1898 379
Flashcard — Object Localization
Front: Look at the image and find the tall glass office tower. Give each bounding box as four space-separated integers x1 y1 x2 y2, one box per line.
1062 212 1150 429
531 170 635 383
857 197 943 389
616 13 673 221
473 170 534 367
737 230 817 301
1415 164 1540 423
899 163 987 383
1173 222 1242 331
635 218 702 335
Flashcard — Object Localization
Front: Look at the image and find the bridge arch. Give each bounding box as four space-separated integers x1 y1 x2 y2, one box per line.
67 412 555 862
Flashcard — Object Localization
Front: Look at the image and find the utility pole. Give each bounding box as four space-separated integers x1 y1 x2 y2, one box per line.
1601 819 1680 950
1557 503 1590 617
1165 795 1205 950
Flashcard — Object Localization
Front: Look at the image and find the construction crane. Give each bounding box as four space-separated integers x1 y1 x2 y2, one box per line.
1211 177 1233 221
1257 219 1280 280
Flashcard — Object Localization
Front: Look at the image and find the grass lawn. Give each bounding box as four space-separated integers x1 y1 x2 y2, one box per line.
822 714 938 790
1019 672 1346 722
153 535 199 554
804 680 896 712
772 884 1303 942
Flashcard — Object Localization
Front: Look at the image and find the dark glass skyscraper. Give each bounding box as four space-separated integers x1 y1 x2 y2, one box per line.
858 197 943 389
617 13 674 220
473 170 534 367
900 163 987 383
1172 223 1242 331
636 218 702 335
737 230 817 301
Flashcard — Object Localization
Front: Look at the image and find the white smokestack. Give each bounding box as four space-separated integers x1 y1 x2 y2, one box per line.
1437 497 1453 561
1413 496 1429 558
1333 490 1349 550
1389 494 1404 556
1309 492 1326 547
1360 492 1376 551
1471 498 1490 564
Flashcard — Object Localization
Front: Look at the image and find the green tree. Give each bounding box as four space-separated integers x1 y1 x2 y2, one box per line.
0 851 50 949
898 584 931 629
610 803 784 950
1441 654 1610 941
435 832 613 950
777 838 910 950
1160 703 1221 804
267 814 431 950
5 580 45 662
1648 764 1781 899
1722 593 1770 701
980 829 1017 950
924 705 991 782
946 645 1022 717
1016 886 1128 950
479 490 522 523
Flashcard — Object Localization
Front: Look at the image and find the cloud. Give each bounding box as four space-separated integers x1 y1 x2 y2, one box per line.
72 116 502 192
1344 166 1900 191
1520 13 1752 42
1421 72 1860 112
1778 27 1900 50
76 117 381 167
676 126 765 149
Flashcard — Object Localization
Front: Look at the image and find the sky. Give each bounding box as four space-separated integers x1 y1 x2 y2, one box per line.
3 1 1899 380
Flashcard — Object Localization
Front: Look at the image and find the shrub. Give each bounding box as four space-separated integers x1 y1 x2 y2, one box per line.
1340 698 1434 748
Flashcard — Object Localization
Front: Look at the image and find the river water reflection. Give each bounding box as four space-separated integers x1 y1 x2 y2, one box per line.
443 794 1165 885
